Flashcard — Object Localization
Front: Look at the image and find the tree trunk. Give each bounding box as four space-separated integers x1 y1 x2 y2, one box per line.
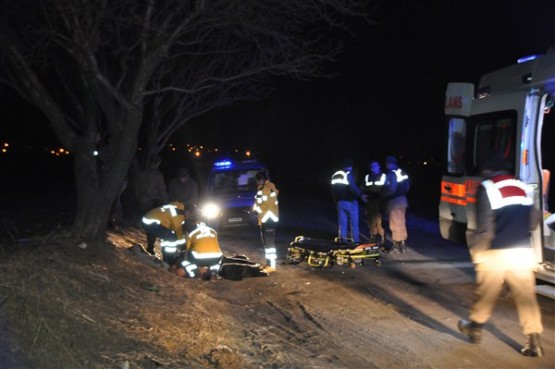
71 117 142 242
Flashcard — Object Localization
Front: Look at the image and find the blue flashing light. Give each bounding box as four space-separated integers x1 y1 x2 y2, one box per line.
214 159 233 168
517 54 542 64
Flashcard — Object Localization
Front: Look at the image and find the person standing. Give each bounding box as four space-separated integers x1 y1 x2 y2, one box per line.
168 167 199 205
331 159 366 243
458 153 544 357
135 155 168 224
361 159 386 245
253 171 279 272
141 201 187 265
382 156 410 253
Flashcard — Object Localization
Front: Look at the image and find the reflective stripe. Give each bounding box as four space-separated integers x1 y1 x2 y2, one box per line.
142 217 161 225
160 238 185 247
161 204 178 216
261 211 279 223
394 169 409 182
365 173 386 186
331 170 350 185
482 178 533 210
191 251 223 259
162 246 177 253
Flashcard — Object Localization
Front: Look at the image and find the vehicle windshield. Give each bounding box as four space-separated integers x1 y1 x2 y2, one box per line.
210 169 260 195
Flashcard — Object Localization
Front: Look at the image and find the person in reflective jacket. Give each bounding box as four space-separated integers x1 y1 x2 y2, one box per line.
382 156 410 253
361 159 386 245
141 201 186 265
176 214 223 281
253 171 279 272
331 159 366 243
458 152 544 357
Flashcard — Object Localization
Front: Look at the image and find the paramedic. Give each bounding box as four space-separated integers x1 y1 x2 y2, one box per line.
253 171 279 272
361 159 386 244
382 156 410 253
176 211 223 281
141 201 186 265
458 152 544 357
331 159 366 243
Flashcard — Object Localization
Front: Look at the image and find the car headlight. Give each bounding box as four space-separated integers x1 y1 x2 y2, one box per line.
201 202 221 219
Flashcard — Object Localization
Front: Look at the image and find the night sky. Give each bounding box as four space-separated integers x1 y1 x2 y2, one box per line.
184 0 555 175
2 0 554 188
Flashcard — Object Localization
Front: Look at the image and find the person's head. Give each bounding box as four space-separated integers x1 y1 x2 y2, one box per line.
369 160 380 174
341 158 353 170
255 171 268 184
384 156 398 170
182 203 199 231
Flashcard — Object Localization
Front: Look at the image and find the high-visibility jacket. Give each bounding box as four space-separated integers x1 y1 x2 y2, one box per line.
186 222 223 259
362 172 386 199
331 170 361 202
383 168 410 200
253 180 279 225
142 201 186 248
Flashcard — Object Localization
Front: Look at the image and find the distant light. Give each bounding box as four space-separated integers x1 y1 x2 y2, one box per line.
214 159 232 168
93 150 99 156
517 54 541 64
194 151 200 157
245 150 251 157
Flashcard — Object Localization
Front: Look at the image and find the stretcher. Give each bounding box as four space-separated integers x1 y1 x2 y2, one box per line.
287 236 382 268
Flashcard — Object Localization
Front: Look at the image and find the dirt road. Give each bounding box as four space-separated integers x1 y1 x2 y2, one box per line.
1 193 553 369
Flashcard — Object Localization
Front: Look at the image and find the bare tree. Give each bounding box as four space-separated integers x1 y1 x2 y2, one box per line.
0 0 372 242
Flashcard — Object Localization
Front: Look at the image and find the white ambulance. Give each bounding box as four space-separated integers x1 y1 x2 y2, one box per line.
439 47 555 297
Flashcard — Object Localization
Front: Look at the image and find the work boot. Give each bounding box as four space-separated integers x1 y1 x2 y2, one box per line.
400 240 406 253
390 242 401 254
146 245 155 255
458 319 483 344
520 333 544 357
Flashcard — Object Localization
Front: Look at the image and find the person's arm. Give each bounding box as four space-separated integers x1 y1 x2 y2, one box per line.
381 173 397 198
468 185 494 253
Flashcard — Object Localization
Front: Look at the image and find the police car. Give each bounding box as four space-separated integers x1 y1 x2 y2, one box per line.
200 159 268 229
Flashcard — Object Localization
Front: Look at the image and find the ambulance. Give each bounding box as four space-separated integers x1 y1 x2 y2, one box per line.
200 159 268 230
439 47 555 297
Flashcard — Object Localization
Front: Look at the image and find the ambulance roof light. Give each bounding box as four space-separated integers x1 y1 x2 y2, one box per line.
214 159 233 168
517 54 542 64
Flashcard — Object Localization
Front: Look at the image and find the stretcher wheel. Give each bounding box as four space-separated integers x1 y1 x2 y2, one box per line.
374 259 382 267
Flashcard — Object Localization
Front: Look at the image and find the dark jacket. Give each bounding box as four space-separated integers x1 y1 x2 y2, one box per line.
331 170 362 202
470 171 537 252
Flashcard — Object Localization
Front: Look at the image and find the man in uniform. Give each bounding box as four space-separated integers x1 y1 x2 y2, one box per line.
331 159 366 243
361 159 386 245
382 156 410 253
176 212 223 281
253 171 279 272
141 201 186 266
458 152 544 357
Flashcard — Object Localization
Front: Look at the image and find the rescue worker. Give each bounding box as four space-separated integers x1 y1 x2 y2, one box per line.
458 152 544 357
360 159 386 245
141 201 186 266
331 159 366 243
382 155 410 253
135 155 168 225
176 211 223 281
253 171 279 272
